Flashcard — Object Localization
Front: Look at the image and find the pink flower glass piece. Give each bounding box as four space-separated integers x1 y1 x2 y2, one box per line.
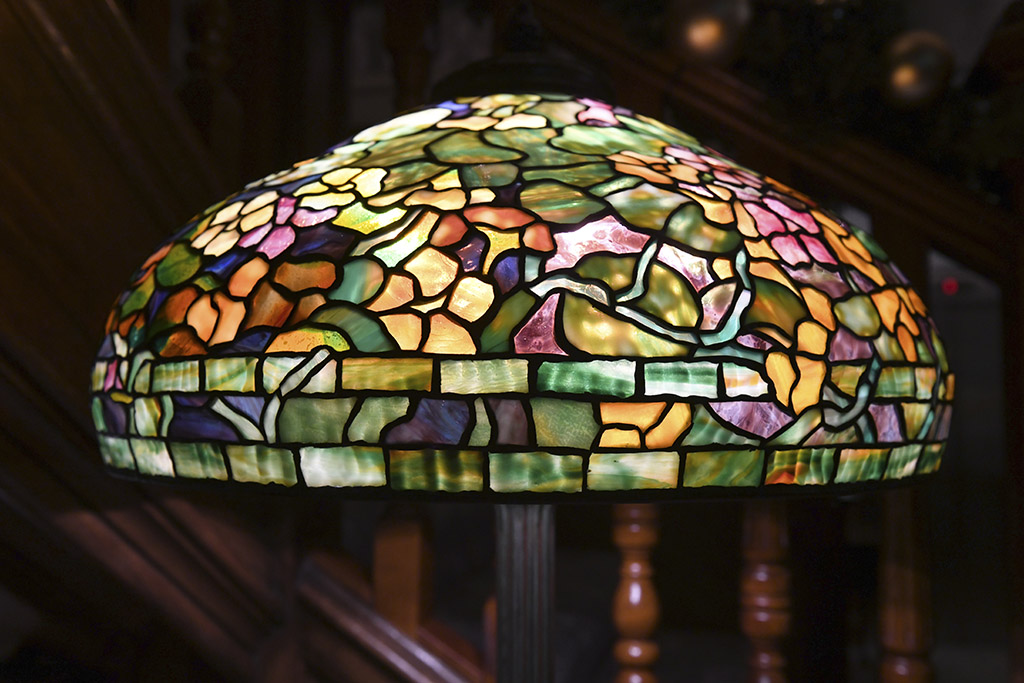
546 216 649 271
799 234 837 265
292 207 339 227
658 244 713 292
238 223 271 248
770 234 812 266
746 203 786 236
765 197 819 233
257 226 295 259
514 294 567 355
709 400 793 439
274 196 296 224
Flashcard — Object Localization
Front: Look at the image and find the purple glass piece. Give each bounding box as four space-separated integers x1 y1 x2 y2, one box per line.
933 405 952 440
770 234 811 266
745 203 785 236
275 196 296 224
437 100 471 113
708 400 793 439
457 236 485 272
849 270 877 293
869 403 903 442
782 264 849 298
96 335 116 359
104 363 118 391
100 394 128 434
291 207 339 227
494 255 521 293
486 398 529 445
385 399 469 445
224 395 266 424
257 226 295 259
168 405 239 441
514 294 567 355
828 327 873 361
799 234 836 265
221 329 274 353
547 216 649 272
239 223 271 247
291 224 354 258
659 243 712 292
765 197 818 234
736 333 775 351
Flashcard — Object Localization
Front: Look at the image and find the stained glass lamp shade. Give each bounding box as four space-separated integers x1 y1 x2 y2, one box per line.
91 93 953 498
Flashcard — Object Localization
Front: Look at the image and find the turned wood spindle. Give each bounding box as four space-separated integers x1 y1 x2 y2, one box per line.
373 503 433 637
612 503 660 683
880 488 933 683
741 499 791 683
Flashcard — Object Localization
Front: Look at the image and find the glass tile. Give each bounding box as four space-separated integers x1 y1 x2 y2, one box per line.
489 452 582 493
588 452 679 490
390 449 483 491
538 360 635 398
205 357 257 392
386 398 470 445
152 361 200 392
278 397 356 443
644 361 719 398
764 448 834 485
132 397 162 437
606 182 687 231
883 444 922 480
170 441 228 480
98 435 135 470
468 398 491 446
342 357 432 391
916 442 944 474
348 396 410 443
682 449 762 487
130 438 175 477
300 446 386 487
877 367 915 397
835 448 887 483
722 363 769 398
441 359 529 394
225 445 298 486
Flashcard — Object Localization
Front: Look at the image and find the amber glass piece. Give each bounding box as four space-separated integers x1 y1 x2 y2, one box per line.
405 247 458 297
228 257 270 298
423 314 476 354
599 428 643 449
430 214 468 246
381 313 423 350
600 402 666 430
273 260 337 292
766 352 795 406
368 274 415 312
644 403 692 448
523 223 555 252
448 276 495 322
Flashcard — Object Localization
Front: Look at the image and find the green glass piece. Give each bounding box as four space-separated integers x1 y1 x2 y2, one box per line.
876 367 914 397
916 442 944 474
590 175 644 197
722 363 769 398
745 277 806 339
310 305 396 352
645 361 719 398
852 227 889 260
483 128 592 166
382 160 447 193
278 397 356 443
333 203 407 235
883 444 922 480
588 452 679 490
91 397 106 432
159 395 174 436
576 253 639 293
155 243 201 286
665 204 740 252
130 438 175 477
835 448 887 483
480 291 538 352
765 448 834 485
98 435 134 470
531 398 599 449
682 449 762 487
263 356 304 393
681 406 758 447
193 272 222 291
390 449 484 491
330 259 384 304
342 358 432 391
489 452 583 493
552 124 665 157
128 354 153 393
830 364 865 397
538 360 635 398
225 445 298 486
441 359 529 394
835 295 881 337
523 162 613 187
91 362 107 391
469 399 491 446
873 331 904 361
373 213 437 267
460 162 519 188
300 446 386 487
914 367 937 400
120 272 155 316
354 106 451 142
170 441 228 480
606 183 688 231
205 357 257 392
620 113 700 149
563 295 691 357
766 408 822 447
348 396 411 443
211 398 262 440
132 397 161 437
902 403 931 439
915 339 935 364
359 128 449 167
523 100 586 127
635 263 700 328
152 360 200 392
932 330 949 372
518 181 605 224
301 360 337 393
429 130 523 163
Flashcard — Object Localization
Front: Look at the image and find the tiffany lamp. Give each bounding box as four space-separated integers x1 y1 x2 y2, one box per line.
90 92 953 679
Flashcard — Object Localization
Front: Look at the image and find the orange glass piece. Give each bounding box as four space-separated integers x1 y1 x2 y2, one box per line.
464 205 535 229
161 327 205 357
430 214 468 247
796 320 828 357
600 402 667 430
229 257 270 298
287 293 327 326
792 356 826 415
801 287 836 330
161 286 200 326
871 289 901 333
448 276 495 322
766 352 795 406
523 223 555 252
749 260 797 293
744 239 777 260
897 325 918 362
368 274 415 312
186 294 218 342
245 282 294 328
423 313 476 354
645 403 692 449
405 247 458 297
734 202 759 238
273 260 337 292
210 292 245 346
381 313 423 350
598 427 642 449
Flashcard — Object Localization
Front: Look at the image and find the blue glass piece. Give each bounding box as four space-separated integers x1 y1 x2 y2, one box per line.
486 398 528 446
385 399 470 445
100 395 128 435
223 395 266 424
437 100 471 113
292 224 355 258
96 335 116 359
204 249 249 278
222 329 274 353
494 254 521 293
167 405 239 441
145 288 170 321
457 236 485 272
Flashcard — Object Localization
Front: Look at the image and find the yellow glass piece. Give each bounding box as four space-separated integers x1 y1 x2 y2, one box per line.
842 233 873 262
812 209 848 236
707 184 733 201
871 289 901 333
897 325 918 361
734 202 759 238
380 313 423 350
299 192 356 210
749 260 798 293
822 229 885 286
321 167 361 186
600 402 666 430
792 356 826 414
368 274 415 312
209 293 245 346
712 258 734 279
469 188 497 204
410 296 446 313
479 226 521 272
908 289 928 316
744 239 777 260
352 106 450 142
423 313 476 354
406 188 467 211
766 352 795 406
334 204 407 234
796 320 828 356
523 223 555 252
664 163 699 183
295 181 331 196
801 287 835 330
598 428 642 449
563 295 690 357
367 182 428 207
645 403 691 449
430 169 461 190
405 247 458 297
437 115 498 130
614 161 671 185
494 113 547 130
266 328 350 353
342 358 432 390
239 203 274 231
684 192 734 224
945 374 955 400
204 227 241 257
353 168 387 197
897 296 920 335
185 294 217 342
211 200 243 225
448 276 495 322
242 190 278 214
830 364 865 396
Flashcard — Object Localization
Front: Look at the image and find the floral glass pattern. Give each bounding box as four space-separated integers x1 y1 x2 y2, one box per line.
91 93 953 496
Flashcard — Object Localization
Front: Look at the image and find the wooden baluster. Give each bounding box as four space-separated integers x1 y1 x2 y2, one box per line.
880 488 932 682
612 503 659 683
373 503 432 637
741 499 790 683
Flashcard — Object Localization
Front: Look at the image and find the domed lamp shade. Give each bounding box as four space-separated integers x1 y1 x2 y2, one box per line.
91 93 953 496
